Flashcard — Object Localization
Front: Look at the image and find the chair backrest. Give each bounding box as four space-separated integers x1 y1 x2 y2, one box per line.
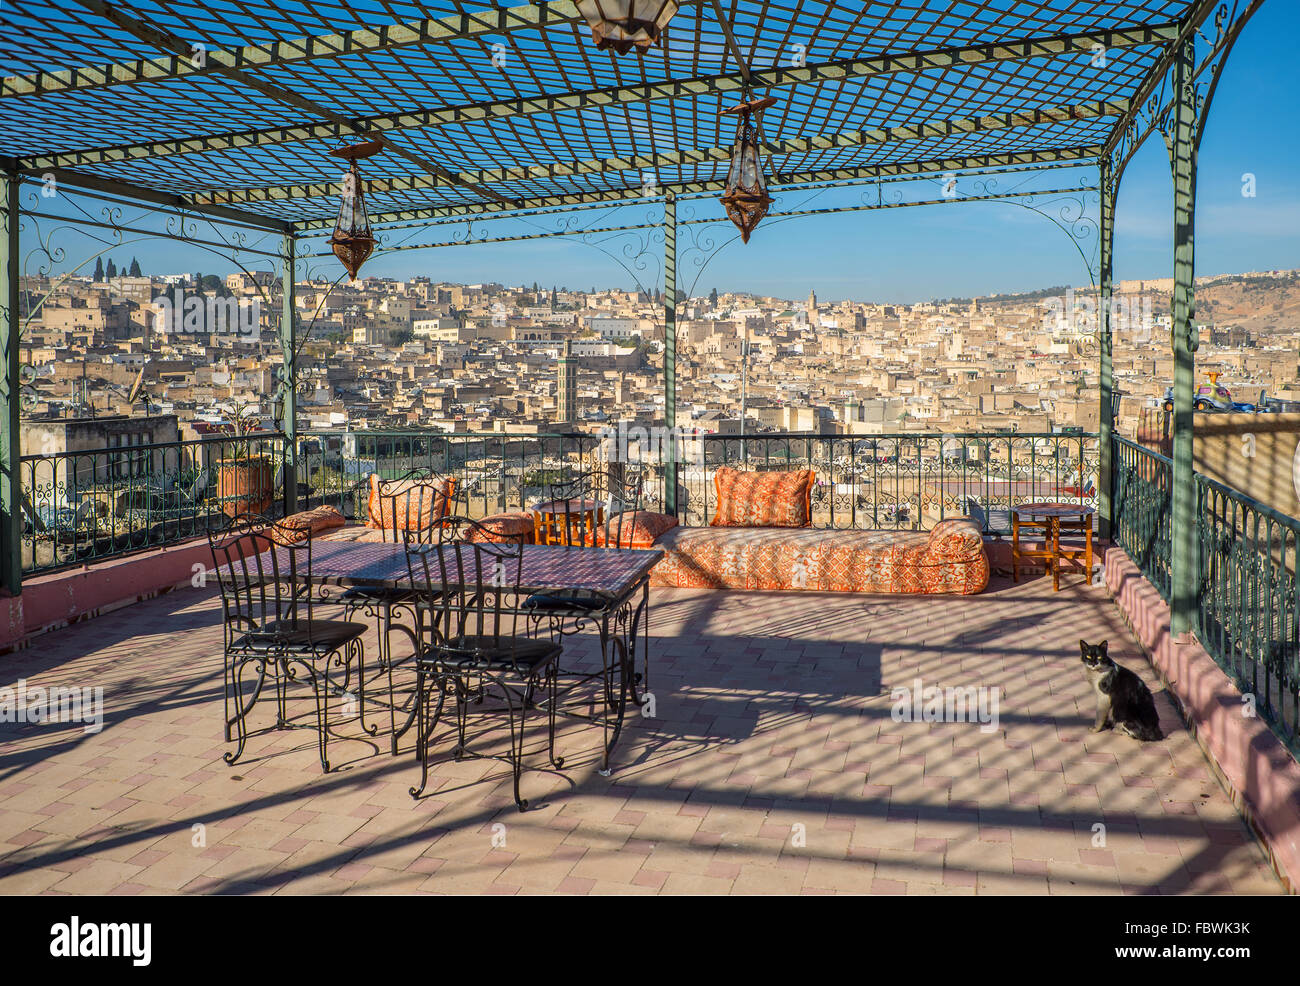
206 513 318 651
403 516 529 669
598 463 647 549
369 468 459 545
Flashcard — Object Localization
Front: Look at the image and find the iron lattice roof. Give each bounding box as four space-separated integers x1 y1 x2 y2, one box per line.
0 1 1209 232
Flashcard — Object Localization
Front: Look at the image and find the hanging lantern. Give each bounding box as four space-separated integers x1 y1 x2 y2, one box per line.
328 137 384 280
573 0 679 54
719 95 777 243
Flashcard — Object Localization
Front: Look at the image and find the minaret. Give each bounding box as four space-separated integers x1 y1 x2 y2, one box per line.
807 288 817 313
556 339 577 423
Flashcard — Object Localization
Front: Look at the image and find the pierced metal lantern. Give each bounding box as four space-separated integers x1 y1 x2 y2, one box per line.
719 95 777 243
574 0 678 54
328 137 384 280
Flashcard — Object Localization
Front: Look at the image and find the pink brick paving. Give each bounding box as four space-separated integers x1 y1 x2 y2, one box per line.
0 572 1281 895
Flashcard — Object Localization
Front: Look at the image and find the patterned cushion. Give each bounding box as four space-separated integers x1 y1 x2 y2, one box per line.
650 523 988 594
318 525 390 544
710 466 814 528
267 506 346 546
925 516 985 562
466 511 536 544
367 474 456 531
593 510 678 549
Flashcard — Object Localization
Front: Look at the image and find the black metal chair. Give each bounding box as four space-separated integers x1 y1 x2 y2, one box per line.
523 465 646 616
339 469 457 750
403 516 563 811
207 514 370 772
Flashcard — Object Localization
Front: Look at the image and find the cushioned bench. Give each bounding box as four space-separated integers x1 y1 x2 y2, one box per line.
648 518 988 595
278 469 988 596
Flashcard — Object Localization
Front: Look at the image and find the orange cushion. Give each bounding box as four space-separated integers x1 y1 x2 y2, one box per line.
594 510 678 548
367 474 456 531
709 466 814 528
649 526 988 595
925 516 984 562
268 506 346 546
466 512 535 544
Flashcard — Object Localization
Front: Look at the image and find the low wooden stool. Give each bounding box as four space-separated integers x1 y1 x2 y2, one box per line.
1011 502 1095 591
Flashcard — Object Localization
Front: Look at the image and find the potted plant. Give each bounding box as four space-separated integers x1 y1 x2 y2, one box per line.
216 400 274 518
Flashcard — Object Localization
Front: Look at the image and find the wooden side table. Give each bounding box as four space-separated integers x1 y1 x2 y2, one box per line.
1011 502 1095 591
531 498 605 547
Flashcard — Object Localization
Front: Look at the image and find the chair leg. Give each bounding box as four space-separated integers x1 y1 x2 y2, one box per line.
224 656 258 766
223 649 233 742
308 663 331 773
387 649 400 756
410 666 431 798
502 680 527 812
454 677 470 759
274 658 290 727
352 638 377 737
547 665 563 770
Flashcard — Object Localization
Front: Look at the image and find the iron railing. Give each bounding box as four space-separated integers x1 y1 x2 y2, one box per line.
1196 471 1300 751
19 427 1099 575
296 431 607 522
20 432 291 574
1112 435 1173 601
1112 433 1300 753
295 429 1099 535
682 431 1098 533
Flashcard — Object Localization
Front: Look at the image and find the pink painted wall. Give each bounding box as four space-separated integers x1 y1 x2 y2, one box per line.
0 538 215 652
1105 545 1300 892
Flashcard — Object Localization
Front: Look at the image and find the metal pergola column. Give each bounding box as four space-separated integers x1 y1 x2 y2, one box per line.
1169 38 1199 638
1097 158 1115 540
279 231 298 514
663 193 678 516
0 171 20 597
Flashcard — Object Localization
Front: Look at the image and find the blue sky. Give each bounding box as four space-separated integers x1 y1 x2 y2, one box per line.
48 2 1300 305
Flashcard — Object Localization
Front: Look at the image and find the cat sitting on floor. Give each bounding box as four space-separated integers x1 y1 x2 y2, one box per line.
1079 639 1164 741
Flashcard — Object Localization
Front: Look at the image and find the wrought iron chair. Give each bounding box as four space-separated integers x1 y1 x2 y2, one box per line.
522 466 651 720
403 517 564 811
207 514 370 773
337 469 457 750
523 465 646 616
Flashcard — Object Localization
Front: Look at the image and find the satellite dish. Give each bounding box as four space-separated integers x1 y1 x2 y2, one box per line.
125 365 146 405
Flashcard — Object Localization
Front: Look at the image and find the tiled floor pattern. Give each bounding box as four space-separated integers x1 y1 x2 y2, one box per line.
0 573 1281 894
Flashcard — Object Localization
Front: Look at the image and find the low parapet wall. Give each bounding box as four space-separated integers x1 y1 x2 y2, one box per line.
1105 544 1300 893
0 539 214 652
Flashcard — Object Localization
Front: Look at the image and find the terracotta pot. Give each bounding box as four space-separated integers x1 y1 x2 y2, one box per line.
218 457 274 518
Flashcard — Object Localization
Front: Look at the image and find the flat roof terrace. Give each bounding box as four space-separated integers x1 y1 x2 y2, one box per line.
0 574 1278 895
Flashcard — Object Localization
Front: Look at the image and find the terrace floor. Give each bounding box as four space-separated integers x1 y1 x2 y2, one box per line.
0 571 1282 895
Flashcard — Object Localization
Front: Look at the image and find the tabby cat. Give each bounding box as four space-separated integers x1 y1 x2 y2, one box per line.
1079 639 1163 741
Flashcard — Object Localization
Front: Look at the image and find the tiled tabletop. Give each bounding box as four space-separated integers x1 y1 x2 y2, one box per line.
298 541 662 597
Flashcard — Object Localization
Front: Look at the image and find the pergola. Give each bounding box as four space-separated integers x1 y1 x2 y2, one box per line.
0 0 1265 643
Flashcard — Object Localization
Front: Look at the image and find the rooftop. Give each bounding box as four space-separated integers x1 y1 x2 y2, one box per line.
0 573 1278 895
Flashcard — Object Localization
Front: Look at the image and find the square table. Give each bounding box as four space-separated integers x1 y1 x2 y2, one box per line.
285 540 661 772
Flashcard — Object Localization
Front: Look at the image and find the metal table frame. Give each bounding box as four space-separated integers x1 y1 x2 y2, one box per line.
286 541 659 773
